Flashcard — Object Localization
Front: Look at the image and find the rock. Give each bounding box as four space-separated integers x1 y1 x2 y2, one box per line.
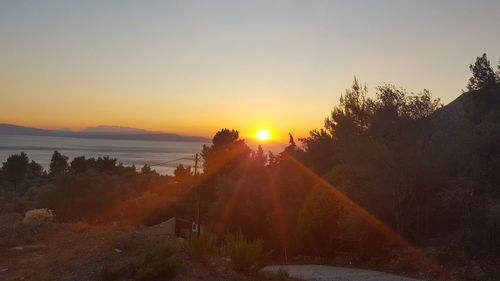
1 268 8 272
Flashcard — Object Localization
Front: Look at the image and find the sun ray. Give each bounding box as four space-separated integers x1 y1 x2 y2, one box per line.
282 153 444 273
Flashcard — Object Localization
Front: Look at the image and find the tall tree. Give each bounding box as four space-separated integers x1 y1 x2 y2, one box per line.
253 145 267 166
467 53 497 91
2 152 29 192
49 150 69 177
201 129 251 177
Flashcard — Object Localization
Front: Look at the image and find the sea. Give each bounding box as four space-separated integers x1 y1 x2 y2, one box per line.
0 135 285 175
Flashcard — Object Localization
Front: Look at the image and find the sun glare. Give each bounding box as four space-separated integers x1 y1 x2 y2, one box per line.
256 129 271 141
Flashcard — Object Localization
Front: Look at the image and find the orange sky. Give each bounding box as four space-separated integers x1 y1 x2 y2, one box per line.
1 1 500 142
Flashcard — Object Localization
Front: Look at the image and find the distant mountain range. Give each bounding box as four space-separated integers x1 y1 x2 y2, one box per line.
0 124 210 143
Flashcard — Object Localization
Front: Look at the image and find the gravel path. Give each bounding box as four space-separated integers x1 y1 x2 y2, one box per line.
262 265 424 281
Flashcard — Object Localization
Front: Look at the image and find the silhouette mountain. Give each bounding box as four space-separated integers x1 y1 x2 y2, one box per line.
82 125 164 134
0 123 209 143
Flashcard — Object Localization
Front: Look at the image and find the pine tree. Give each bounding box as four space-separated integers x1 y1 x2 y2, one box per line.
467 53 497 91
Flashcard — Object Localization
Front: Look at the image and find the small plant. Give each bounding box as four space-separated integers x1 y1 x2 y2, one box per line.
225 233 271 273
187 233 218 264
134 241 179 281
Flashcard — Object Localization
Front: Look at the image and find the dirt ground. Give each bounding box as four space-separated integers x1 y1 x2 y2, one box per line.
0 222 134 281
0 222 293 281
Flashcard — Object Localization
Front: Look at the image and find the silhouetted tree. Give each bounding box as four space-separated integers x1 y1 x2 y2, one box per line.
174 164 192 179
95 156 117 172
70 156 89 173
141 164 154 174
253 145 267 166
49 150 68 177
467 53 497 91
2 152 29 192
325 77 371 139
201 129 251 177
27 160 45 178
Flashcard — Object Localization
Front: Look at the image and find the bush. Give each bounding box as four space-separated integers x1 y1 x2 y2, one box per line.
225 233 270 273
134 241 179 281
187 233 218 264
23 208 55 223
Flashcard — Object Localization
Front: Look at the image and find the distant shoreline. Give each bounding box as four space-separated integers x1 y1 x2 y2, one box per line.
0 123 210 143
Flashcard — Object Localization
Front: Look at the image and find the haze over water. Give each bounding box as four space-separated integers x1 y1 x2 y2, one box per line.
0 135 284 175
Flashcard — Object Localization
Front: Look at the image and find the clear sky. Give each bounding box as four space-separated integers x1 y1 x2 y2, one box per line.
1 0 499 141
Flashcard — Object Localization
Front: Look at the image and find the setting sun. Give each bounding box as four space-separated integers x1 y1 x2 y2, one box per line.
256 129 271 141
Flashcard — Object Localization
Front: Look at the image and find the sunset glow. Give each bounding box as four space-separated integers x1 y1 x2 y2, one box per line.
1 1 498 143
256 129 271 141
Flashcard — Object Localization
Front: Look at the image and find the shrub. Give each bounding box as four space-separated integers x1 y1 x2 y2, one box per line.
23 208 55 223
187 233 218 263
225 233 270 273
134 241 179 281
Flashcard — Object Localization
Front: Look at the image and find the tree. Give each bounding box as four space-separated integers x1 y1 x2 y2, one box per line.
49 151 69 177
27 160 45 178
95 156 117 172
2 152 29 192
498 59 500 81
297 187 341 256
252 145 267 167
300 129 337 174
141 164 154 174
467 53 497 91
70 156 89 173
325 77 371 139
173 164 192 179
201 129 251 177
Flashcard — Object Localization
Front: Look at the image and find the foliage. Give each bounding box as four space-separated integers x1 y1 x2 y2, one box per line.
297 187 341 256
467 53 498 91
201 128 251 177
186 233 218 264
173 164 192 180
2 152 29 192
134 241 179 281
49 150 69 177
224 233 270 273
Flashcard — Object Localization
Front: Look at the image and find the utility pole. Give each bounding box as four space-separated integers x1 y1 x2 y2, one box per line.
190 153 199 239
194 153 201 237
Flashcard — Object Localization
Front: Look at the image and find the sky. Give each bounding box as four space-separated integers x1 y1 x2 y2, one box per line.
1 0 500 142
